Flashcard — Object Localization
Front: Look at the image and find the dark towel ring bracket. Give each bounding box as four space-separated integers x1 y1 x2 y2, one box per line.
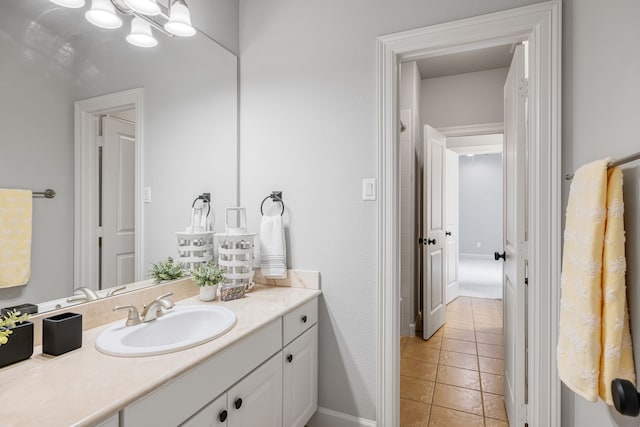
261 191 284 216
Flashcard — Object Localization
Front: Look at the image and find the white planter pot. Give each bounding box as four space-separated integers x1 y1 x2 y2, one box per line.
199 285 218 301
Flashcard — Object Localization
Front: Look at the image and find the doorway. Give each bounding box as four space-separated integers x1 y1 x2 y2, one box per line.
376 2 562 426
74 89 145 291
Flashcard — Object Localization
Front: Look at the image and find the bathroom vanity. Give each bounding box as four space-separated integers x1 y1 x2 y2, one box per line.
1 285 320 427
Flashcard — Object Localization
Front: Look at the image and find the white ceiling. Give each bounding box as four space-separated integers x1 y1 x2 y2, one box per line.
416 44 514 79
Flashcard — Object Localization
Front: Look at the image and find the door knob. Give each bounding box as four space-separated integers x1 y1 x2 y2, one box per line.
427 238 436 245
612 378 640 416
445 231 452 236
494 251 506 261
418 237 424 245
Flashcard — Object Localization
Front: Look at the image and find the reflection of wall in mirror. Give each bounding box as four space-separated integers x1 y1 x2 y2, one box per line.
0 2 238 312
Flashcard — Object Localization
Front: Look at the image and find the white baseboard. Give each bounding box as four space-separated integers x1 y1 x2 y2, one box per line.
459 252 494 260
409 322 416 337
307 407 376 427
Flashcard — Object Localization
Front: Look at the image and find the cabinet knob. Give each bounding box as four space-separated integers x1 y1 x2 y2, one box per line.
219 410 228 422
301 315 308 323
287 354 293 363
234 398 243 410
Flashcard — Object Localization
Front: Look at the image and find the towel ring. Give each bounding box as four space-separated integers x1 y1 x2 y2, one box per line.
192 194 211 217
260 192 284 216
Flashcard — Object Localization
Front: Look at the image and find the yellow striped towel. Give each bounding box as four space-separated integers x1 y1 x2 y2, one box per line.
0 189 32 288
557 160 636 404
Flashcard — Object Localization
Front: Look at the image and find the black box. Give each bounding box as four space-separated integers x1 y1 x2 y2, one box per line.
42 313 83 356
0 321 34 368
1 303 38 316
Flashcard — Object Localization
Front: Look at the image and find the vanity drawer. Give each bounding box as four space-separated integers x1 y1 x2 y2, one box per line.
283 298 317 346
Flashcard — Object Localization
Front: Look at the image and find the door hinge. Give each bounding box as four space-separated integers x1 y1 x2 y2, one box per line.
519 78 529 98
524 258 529 286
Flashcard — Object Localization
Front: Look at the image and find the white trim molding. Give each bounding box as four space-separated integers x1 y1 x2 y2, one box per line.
376 2 561 426
308 407 376 427
74 88 145 290
438 122 504 137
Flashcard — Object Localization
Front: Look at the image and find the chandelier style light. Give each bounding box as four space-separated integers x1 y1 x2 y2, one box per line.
50 0 197 48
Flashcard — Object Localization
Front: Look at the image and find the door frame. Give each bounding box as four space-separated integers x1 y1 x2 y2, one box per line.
74 88 145 289
375 1 561 426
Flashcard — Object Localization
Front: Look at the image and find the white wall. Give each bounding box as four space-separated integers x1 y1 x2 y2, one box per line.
190 0 239 54
238 0 541 421
421 68 508 129
458 154 503 256
561 0 640 426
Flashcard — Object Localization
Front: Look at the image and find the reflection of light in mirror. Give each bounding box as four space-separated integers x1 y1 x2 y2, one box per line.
126 16 158 48
23 20 76 74
164 0 195 37
50 0 86 8
124 0 161 16
85 0 123 29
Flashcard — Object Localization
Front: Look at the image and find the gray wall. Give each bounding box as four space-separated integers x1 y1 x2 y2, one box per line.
561 0 640 426
238 0 541 421
458 154 503 256
421 68 508 129
191 0 239 55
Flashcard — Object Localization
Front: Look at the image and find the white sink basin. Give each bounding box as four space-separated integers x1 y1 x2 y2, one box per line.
96 305 237 357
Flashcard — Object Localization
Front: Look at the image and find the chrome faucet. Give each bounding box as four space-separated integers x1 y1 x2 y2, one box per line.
106 285 127 297
113 305 142 326
66 287 100 303
140 292 175 322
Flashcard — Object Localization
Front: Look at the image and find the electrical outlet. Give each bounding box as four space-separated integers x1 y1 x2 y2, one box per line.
476 242 482 248
144 187 152 203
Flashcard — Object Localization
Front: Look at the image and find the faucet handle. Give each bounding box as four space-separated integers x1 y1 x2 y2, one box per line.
113 305 142 326
154 292 174 301
106 285 127 297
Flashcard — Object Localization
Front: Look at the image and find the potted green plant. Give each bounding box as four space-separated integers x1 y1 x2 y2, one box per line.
0 310 33 368
190 262 226 301
149 257 185 283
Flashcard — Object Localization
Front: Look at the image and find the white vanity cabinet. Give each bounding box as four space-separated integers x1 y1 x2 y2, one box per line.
120 297 318 427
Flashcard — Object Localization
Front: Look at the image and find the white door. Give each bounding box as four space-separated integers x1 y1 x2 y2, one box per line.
444 149 459 304
101 116 136 289
228 352 283 427
502 43 527 425
422 125 446 339
283 326 318 427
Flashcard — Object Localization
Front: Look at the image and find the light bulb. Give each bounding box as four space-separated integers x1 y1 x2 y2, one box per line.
50 0 86 8
123 0 161 16
126 16 158 48
85 0 122 30
164 0 196 37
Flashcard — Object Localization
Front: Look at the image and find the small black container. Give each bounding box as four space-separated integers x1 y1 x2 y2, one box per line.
1 303 38 316
0 321 34 368
42 312 83 356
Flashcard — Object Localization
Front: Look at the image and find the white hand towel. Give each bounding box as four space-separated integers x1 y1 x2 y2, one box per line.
260 215 287 278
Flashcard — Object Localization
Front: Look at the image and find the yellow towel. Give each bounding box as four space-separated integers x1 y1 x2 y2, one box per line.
0 189 32 288
557 161 636 404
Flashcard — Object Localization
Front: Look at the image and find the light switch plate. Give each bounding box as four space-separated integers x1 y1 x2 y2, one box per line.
362 178 376 201
144 187 152 203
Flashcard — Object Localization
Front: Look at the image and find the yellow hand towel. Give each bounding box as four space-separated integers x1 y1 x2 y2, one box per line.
0 189 32 288
557 161 636 404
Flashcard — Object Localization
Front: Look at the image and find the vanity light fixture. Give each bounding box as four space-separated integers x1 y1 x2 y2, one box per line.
85 0 122 29
126 16 158 48
49 0 198 48
50 0 86 8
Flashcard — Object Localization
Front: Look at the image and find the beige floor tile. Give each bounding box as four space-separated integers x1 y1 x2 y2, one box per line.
472 314 502 326
485 418 510 427
428 406 484 427
479 356 504 375
432 327 444 338
443 327 476 342
474 323 503 335
401 358 438 382
483 392 508 421
441 338 477 355
475 331 503 346
477 343 503 359
400 398 431 427
439 350 479 370
406 336 441 349
445 320 475 331
431 383 483 415
480 372 504 395
404 346 440 364
435 365 481 390
401 376 435 404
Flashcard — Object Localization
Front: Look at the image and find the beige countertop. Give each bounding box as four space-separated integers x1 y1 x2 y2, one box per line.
0 285 321 427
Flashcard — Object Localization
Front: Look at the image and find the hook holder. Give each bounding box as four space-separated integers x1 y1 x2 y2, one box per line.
260 191 284 216
612 378 640 416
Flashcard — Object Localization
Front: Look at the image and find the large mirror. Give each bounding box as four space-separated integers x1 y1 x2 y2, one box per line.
0 0 238 313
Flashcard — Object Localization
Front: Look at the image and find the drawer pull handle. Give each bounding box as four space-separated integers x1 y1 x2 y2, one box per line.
301 315 308 323
235 398 243 410
219 410 228 422
287 354 293 363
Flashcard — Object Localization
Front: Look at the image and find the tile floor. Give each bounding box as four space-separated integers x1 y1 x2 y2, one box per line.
400 296 507 426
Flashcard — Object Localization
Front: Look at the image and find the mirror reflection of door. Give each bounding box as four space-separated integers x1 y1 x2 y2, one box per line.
100 112 136 289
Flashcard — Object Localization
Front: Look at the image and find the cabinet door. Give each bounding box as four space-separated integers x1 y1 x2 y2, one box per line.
228 352 283 427
181 393 228 427
283 325 318 427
